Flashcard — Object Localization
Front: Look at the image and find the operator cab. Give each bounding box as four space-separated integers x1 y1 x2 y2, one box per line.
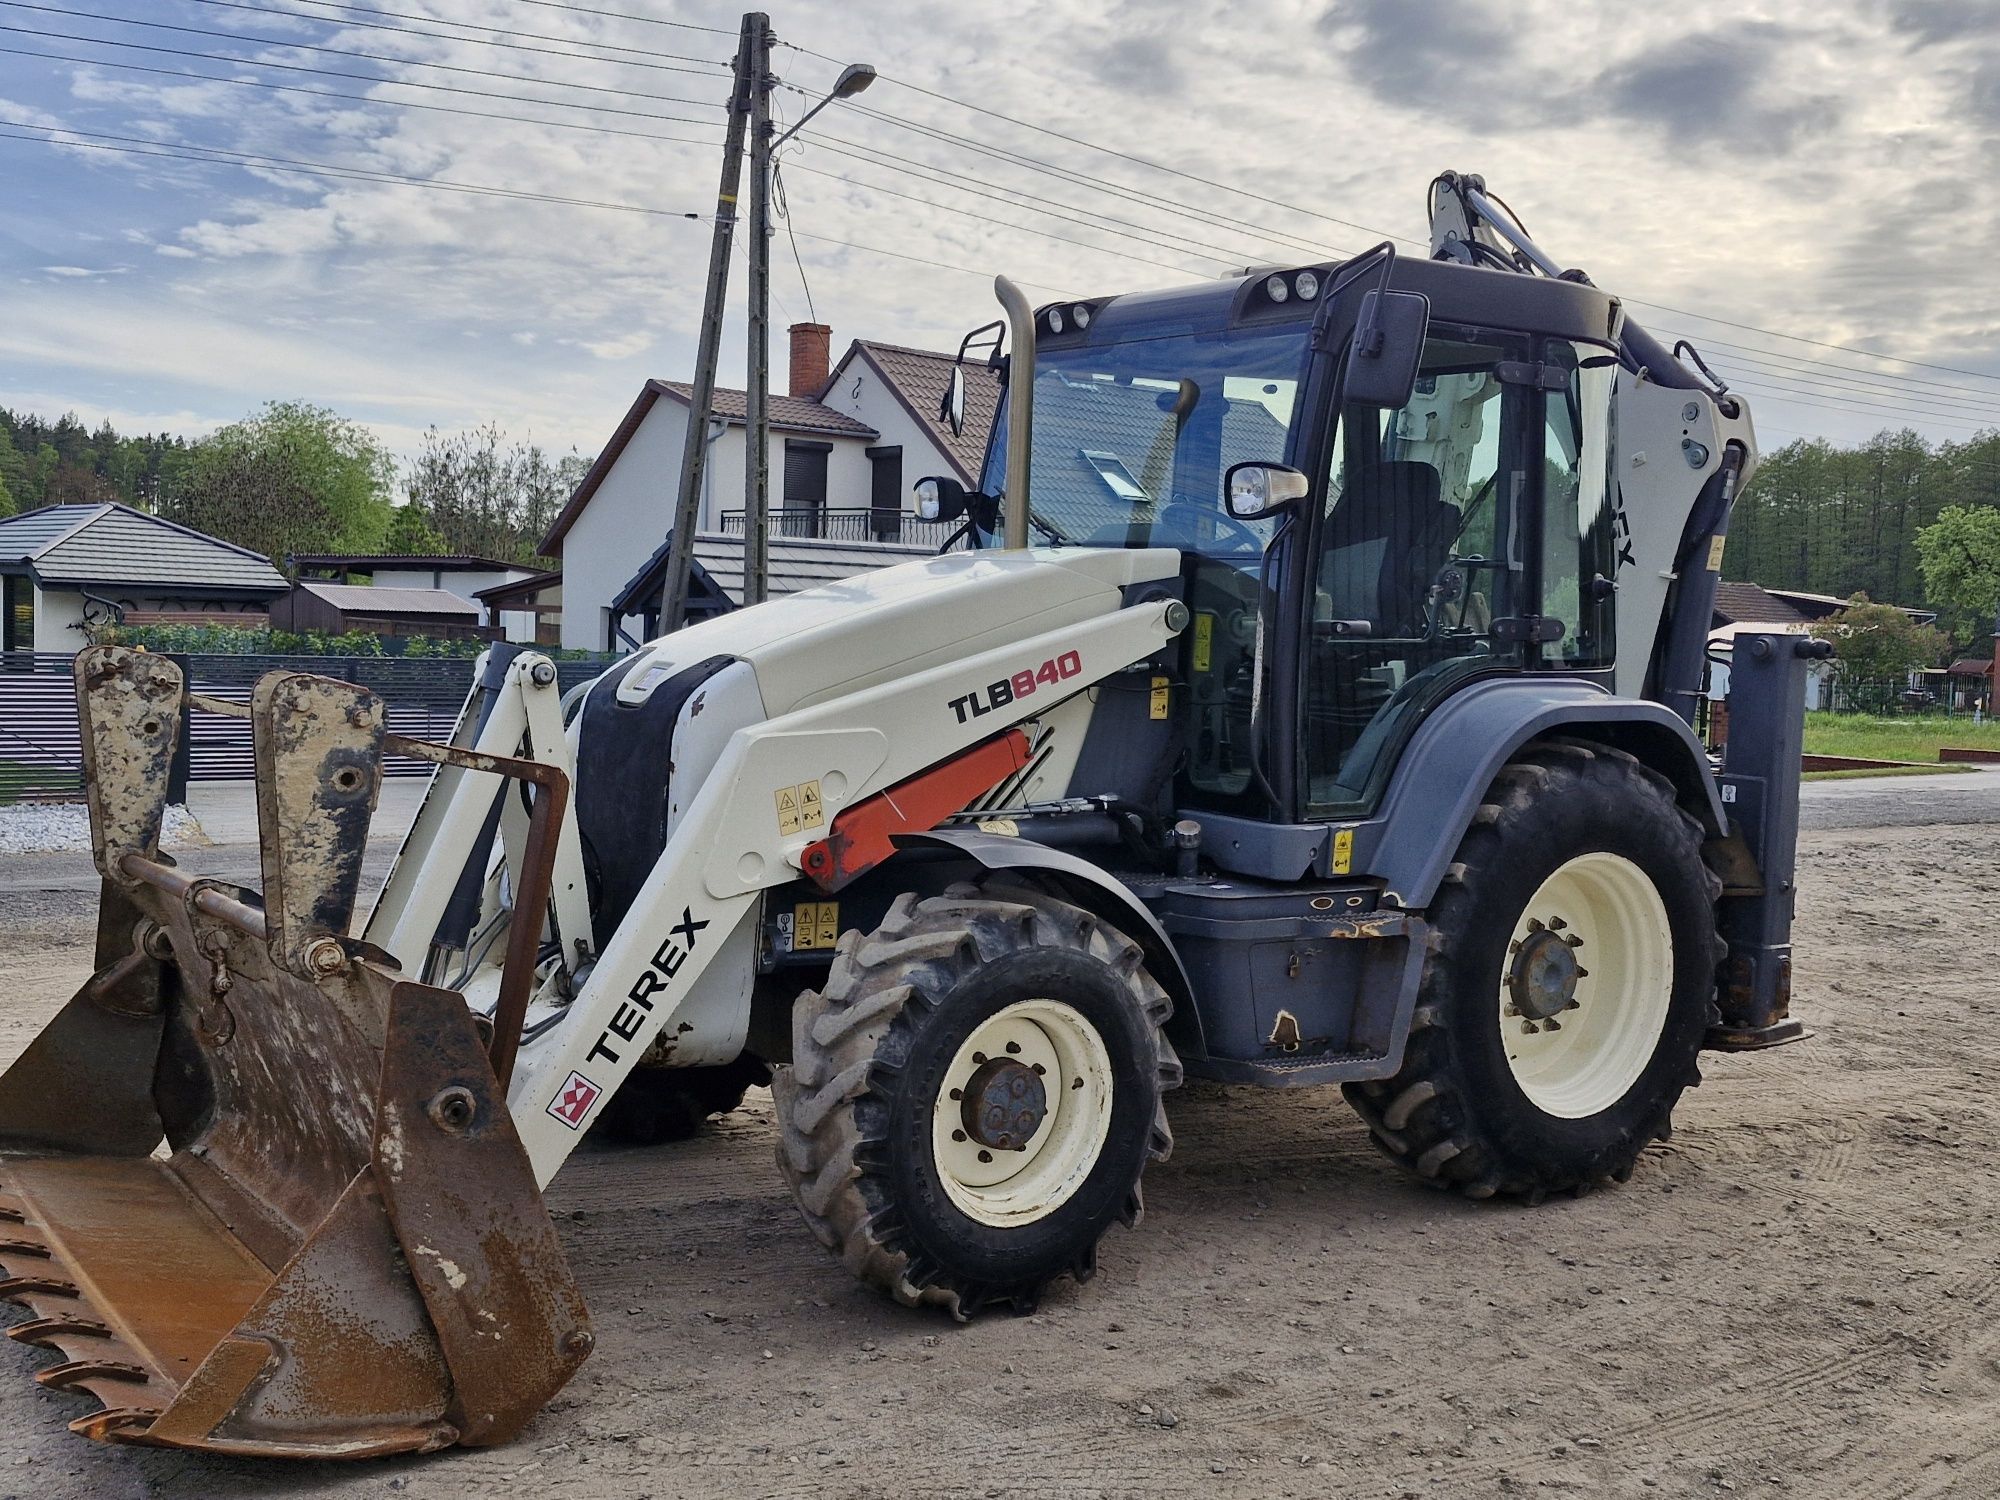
961 254 1626 833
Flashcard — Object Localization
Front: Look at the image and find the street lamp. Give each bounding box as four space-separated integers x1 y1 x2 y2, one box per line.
773 63 875 153
742 55 873 605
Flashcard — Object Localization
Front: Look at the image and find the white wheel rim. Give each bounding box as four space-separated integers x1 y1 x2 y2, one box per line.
1498 852 1673 1119
930 999 1114 1228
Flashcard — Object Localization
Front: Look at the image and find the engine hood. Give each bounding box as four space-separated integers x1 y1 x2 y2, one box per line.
613 546 1181 719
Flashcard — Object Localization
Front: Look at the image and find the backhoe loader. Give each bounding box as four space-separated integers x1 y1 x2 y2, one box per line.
0 174 1821 1456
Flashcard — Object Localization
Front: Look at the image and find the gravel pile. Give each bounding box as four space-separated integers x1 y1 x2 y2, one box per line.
0 802 207 855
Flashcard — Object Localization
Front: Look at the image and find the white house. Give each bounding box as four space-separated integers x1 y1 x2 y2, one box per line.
540 323 1000 652
0 502 288 653
291 553 544 642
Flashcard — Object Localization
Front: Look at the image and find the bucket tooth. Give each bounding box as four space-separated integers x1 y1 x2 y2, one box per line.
71 1407 160 1444
36 1358 151 1391
8 1316 112 1348
0 1238 51 1260
0 1275 78 1300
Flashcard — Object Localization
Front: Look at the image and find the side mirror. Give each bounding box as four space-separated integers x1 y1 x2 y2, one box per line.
1224 461 1310 519
939 365 967 438
1344 289 1430 408
914 474 970 522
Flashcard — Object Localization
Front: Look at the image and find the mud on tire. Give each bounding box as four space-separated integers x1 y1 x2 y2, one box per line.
1343 738 1722 1203
772 881 1180 1317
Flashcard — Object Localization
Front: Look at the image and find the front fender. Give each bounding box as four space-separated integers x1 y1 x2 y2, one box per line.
1351 678 1723 910
896 829 1204 1059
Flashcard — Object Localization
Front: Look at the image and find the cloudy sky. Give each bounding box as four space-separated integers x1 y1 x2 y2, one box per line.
2 0 1997 466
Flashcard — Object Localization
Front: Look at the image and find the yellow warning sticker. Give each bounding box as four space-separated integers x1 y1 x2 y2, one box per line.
775 784 801 836
1707 534 1727 572
791 900 841 951
1332 827 1355 875
1193 613 1214 673
1150 675 1171 720
799 779 823 829
976 817 1019 837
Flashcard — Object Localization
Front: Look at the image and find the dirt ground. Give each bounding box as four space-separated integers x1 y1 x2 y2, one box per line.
0 788 1996 1499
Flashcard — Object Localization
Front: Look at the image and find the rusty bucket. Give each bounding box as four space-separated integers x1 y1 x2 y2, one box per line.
0 647 591 1457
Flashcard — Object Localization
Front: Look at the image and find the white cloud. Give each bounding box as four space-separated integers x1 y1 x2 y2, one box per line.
576 330 656 361
0 0 1992 465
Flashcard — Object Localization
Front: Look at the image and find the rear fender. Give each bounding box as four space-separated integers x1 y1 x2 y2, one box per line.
895 829 1204 1060
1353 679 1724 910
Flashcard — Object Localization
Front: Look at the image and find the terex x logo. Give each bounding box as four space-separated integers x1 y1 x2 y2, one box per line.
584 905 710 1068
948 650 1082 724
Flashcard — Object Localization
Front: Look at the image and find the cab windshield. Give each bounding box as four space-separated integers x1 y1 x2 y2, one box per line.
979 323 1311 557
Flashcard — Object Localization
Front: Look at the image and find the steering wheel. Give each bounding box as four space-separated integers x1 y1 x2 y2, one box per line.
1157 501 1265 556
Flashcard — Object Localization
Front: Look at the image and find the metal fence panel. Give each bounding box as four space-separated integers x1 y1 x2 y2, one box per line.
0 654 85 802
0 651 616 802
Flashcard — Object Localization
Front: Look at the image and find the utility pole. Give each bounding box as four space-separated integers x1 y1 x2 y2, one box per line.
659 12 758 634
742 15 774 607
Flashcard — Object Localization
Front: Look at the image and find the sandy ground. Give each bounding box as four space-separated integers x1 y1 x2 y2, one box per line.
0 780 1995 1499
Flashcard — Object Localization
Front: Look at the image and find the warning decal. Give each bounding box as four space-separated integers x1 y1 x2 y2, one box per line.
774 780 824 836
791 900 841 951
1331 828 1355 875
547 1070 602 1129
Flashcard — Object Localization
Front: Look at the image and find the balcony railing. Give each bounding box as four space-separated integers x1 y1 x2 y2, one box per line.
717 507 955 547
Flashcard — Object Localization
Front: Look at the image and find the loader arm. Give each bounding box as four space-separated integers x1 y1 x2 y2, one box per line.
503 594 1185 1182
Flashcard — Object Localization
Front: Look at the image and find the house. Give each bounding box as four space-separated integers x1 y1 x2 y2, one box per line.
604 532 935 648
0 502 288 653
292 553 545 642
540 322 1000 651
473 569 563 646
1945 657 1993 714
1708 581 1939 712
270 581 488 641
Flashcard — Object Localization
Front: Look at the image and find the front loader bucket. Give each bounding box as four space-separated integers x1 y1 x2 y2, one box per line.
0 647 591 1458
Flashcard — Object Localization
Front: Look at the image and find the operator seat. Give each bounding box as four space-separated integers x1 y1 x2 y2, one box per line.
1320 459 1461 636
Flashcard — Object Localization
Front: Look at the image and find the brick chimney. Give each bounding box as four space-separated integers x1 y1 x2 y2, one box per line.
788 322 831 399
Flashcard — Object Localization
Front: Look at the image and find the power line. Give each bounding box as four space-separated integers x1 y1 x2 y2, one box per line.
1660 336 2000 424
781 160 1221 278
782 40 1392 244
182 0 731 76
761 179 808 322
272 0 728 67
791 130 1290 271
0 1 731 102
0 119 1076 292
0 20 726 124
501 0 733 35
1651 327 2000 407
789 53 2000 389
0 39 728 140
0 118 719 211
804 100 1357 267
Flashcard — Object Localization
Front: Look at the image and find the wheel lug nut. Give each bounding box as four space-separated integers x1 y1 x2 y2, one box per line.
952 1129 966 1142
1005 1041 1021 1054
977 1150 993 1163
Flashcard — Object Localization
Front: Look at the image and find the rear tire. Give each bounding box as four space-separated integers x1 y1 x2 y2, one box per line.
1344 739 1721 1201
595 1055 772 1145
773 881 1179 1316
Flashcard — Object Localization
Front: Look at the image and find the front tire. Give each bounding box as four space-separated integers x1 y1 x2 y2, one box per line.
1344 739 1721 1201
773 882 1179 1316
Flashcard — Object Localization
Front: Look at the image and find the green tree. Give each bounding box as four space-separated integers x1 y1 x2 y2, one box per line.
0 467 14 519
162 401 394 565
407 424 591 563
1808 594 1950 683
384 500 447 554
1915 504 2000 638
